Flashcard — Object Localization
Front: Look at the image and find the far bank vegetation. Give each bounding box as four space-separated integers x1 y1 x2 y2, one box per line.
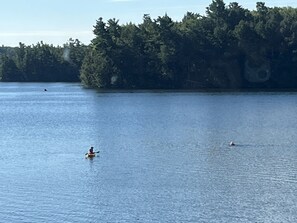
1 1 297 90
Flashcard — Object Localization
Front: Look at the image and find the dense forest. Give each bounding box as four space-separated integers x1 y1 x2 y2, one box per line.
2 0 297 89
0 39 87 82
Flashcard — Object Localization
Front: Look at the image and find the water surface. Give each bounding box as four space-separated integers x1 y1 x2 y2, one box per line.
0 83 297 222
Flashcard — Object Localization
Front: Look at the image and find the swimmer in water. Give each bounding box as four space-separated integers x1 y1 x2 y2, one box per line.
229 141 235 146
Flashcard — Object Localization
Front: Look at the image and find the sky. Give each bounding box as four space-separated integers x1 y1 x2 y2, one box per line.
0 0 297 47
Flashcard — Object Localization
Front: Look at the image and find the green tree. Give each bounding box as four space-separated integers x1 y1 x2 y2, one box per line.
0 55 23 81
80 49 119 88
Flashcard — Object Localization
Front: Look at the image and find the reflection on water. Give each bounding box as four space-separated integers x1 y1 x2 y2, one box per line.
0 83 297 222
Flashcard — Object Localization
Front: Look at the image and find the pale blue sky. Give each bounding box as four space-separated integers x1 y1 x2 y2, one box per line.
0 0 296 46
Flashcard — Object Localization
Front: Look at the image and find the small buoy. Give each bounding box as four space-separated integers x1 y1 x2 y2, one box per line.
229 141 235 146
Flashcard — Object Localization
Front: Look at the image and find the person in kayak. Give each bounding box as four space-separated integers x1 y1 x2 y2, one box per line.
89 146 95 154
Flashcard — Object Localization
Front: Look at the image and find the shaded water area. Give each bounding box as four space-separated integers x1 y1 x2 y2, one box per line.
0 83 297 222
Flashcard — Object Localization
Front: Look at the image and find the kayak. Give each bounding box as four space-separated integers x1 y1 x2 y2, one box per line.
85 153 96 158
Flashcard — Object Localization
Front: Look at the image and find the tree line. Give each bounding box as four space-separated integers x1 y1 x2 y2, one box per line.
2 0 297 89
0 39 87 82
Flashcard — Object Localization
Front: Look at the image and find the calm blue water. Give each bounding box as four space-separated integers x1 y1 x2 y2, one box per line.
1 83 297 222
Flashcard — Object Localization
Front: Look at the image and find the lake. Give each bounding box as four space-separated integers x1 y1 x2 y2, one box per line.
0 83 297 222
